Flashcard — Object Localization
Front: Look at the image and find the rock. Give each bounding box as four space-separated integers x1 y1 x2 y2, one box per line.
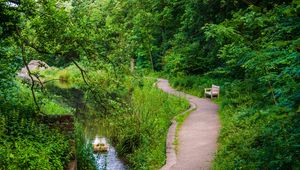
17 60 50 83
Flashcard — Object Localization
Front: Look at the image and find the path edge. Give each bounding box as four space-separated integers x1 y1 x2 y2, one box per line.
155 79 197 170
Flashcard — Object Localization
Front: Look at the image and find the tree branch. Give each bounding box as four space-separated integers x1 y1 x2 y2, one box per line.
26 42 63 56
21 43 41 112
72 60 89 86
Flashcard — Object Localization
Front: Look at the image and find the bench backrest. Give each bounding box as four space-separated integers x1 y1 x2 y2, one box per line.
212 85 220 94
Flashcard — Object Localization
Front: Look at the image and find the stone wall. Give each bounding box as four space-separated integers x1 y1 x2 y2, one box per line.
38 114 77 170
39 114 75 137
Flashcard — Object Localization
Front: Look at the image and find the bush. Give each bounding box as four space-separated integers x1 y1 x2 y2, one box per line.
214 106 300 170
0 80 73 169
0 118 71 170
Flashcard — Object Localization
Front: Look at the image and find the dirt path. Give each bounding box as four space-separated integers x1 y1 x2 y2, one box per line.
157 79 220 170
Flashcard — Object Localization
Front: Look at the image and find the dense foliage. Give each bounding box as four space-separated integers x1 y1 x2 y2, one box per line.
170 2 299 168
125 0 300 168
1 0 299 169
150 0 299 168
0 81 71 169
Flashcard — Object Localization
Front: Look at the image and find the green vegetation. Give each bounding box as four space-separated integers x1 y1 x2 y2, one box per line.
170 75 300 169
1 0 299 169
0 122 71 169
106 78 189 169
40 65 82 88
0 81 71 169
75 122 96 170
169 76 228 98
41 98 74 115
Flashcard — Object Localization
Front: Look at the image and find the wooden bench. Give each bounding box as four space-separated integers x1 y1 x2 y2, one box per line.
204 85 220 99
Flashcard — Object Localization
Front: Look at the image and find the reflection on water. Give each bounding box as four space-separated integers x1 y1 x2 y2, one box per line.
45 82 126 170
82 118 125 170
93 136 108 146
92 136 125 170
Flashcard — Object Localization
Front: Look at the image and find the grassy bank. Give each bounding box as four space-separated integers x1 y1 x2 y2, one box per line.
106 77 189 169
169 76 300 169
40 67 190 169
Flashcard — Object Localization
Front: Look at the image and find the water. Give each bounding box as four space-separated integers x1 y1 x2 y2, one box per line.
45 82 126 170
83 119 126 170
92 136 125 170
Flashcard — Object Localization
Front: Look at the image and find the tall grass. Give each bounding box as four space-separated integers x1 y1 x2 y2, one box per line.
107 78 189 169
75 122 96 170
41 98 74 115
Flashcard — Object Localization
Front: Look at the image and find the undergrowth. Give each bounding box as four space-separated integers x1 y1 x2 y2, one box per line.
168 75 228 98
0 82 71 169
107 77 189 169
75 122 96 170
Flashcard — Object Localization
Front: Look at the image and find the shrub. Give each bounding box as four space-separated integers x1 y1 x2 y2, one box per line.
0 80 73 169
0 118 71 170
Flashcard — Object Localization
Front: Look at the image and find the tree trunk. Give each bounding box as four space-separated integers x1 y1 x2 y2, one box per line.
147 43 155 71
130 58 135 73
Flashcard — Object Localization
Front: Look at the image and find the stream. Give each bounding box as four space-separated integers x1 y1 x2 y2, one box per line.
81 116 125 170
46 83 126 170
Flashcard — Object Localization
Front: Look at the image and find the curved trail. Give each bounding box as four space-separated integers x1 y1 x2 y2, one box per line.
157 79 220 170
